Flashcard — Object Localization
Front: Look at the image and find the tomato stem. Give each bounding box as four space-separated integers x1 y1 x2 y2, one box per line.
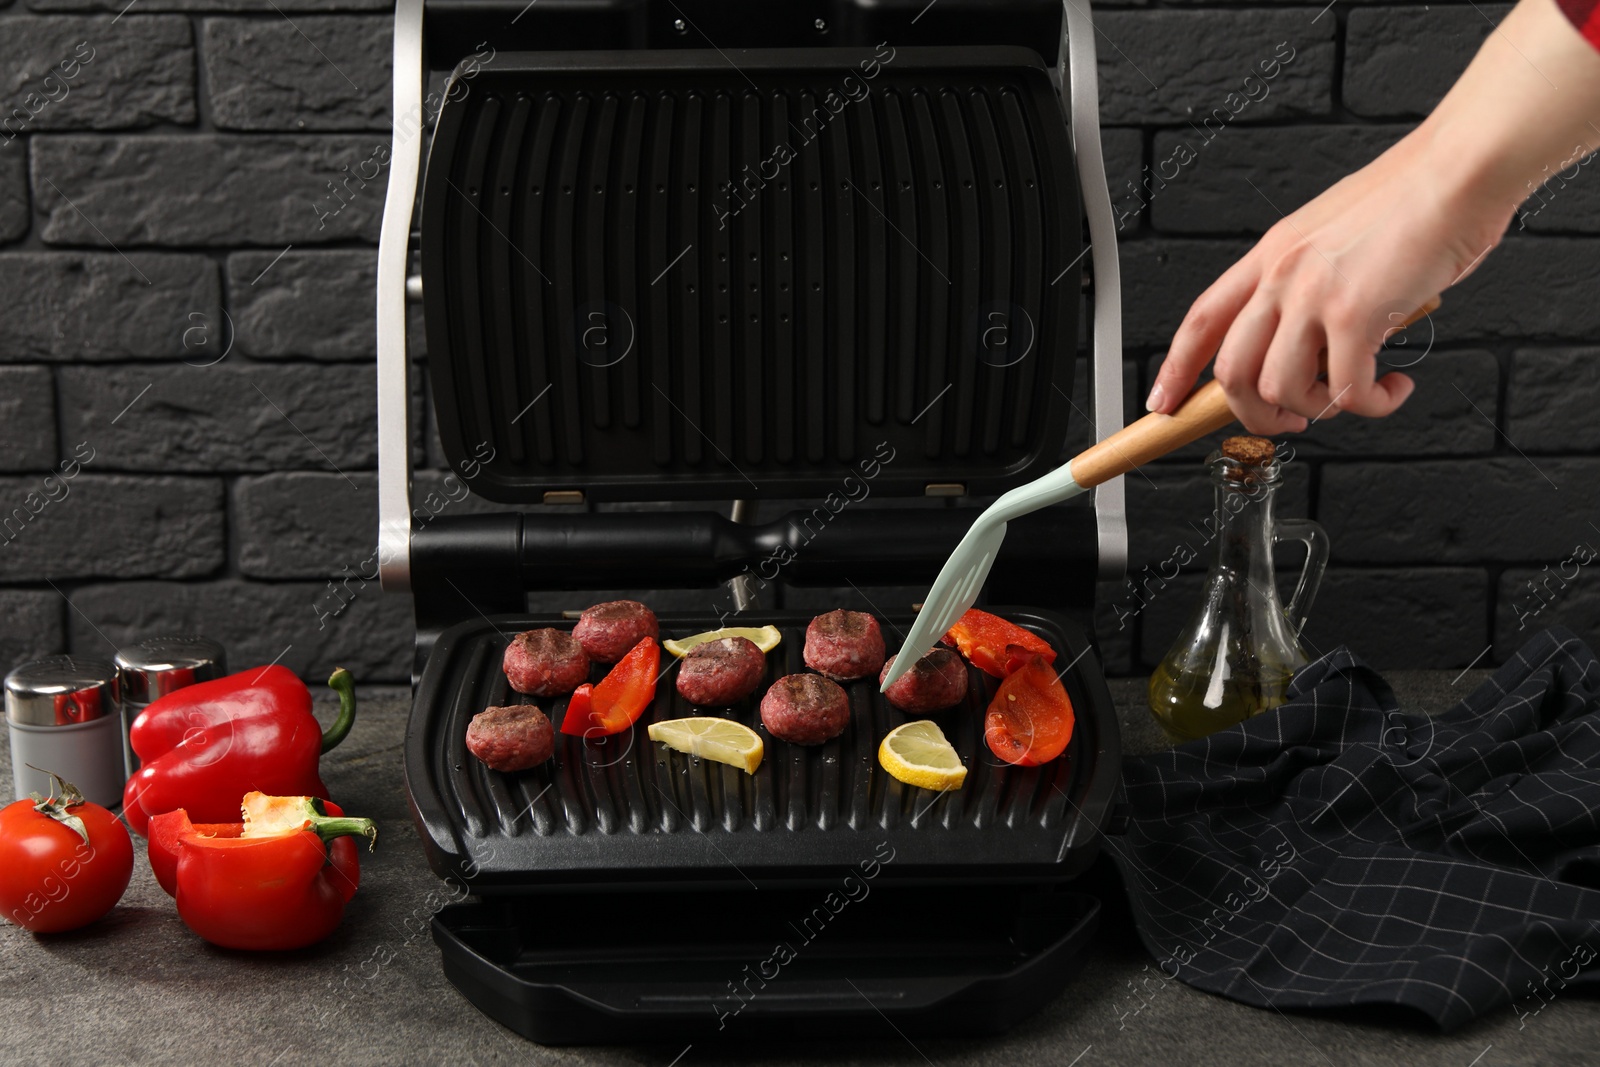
24 764 90 846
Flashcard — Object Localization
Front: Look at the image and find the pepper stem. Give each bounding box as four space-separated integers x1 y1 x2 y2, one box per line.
242 793 378 851
322 667 357 753
306 810 379 851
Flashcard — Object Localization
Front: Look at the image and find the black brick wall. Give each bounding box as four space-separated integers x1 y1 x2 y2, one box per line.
0 1 1595 684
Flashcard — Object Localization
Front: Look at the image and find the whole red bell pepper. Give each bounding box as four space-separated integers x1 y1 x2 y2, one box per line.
122 666 357 837
560 639 658 738
148 792 375 951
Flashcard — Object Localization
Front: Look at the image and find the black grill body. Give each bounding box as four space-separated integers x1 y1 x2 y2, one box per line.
386 0 1127 1044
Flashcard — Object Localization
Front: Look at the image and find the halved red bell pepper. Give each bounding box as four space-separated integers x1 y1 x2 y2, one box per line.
560 639 658 738
943 608 1057 678
984 653 1075 767
148 792 374 951
123 666 357 836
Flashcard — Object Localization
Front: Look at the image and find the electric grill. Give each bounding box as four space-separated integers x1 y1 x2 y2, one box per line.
377 0 1129 1043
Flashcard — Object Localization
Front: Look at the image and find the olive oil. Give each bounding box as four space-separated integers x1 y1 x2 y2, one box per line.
1148 641 1300 743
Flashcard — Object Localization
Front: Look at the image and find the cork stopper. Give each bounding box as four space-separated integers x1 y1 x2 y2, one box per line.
1220 436 1275 466
1216 435 1277 483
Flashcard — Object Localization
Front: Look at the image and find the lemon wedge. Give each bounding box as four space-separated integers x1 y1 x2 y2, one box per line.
878 720 967 791
647 717 765 774
663 625 782 658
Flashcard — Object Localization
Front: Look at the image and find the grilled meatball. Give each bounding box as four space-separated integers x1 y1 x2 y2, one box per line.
760 673 850 745
677 636 766 706
503 628 590 696
879 649 969 713
803 609 886 682
573 600 660 663
466 704 555 772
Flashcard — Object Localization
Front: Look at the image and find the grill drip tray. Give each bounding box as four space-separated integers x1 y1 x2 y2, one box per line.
433 884 1101 1044
404 608 1121 889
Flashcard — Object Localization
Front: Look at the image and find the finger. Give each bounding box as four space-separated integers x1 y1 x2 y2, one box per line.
1213 295 1308 435
1256 314 1335 422
1326 309 1416 418
1148 259 1262 414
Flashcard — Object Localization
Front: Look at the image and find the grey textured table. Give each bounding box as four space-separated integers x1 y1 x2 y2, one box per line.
2 672 1597 1066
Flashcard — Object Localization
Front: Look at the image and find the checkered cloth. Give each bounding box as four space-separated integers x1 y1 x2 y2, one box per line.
1110 627 1600 1031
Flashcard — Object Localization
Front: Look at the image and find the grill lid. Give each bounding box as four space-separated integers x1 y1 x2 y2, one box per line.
420 46 1083 503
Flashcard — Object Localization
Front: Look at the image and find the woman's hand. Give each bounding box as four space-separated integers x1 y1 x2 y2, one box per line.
1145 134 1509 435
1144 0 1600 435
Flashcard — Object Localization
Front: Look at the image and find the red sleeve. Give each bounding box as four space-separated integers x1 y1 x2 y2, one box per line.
1557 0 1600 50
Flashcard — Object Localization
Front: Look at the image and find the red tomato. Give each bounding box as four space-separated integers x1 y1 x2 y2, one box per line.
944 609 1057 678
984 654 1076 767
0 790 134 933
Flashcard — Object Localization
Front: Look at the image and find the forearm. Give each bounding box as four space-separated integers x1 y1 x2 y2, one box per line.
1419 0 1600 217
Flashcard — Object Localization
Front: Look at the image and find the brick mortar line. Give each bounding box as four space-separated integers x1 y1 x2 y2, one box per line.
0 6 390 16
0 243 381 250
188 12 216 134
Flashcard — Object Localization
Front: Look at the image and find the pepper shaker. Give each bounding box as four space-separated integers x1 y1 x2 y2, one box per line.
6 656 126 806
115 636 227 777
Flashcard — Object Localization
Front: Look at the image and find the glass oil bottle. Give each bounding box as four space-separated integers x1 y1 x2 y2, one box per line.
1148 436 1328 743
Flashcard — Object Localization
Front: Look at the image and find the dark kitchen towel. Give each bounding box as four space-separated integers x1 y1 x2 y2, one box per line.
1110 626 1600 1032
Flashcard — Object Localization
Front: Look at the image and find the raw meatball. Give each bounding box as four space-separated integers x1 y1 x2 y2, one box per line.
803 609 886 682
573 600 659 663
466 704 555 772
503 628 589 696
677 637 766 706
879 649 969 713
760 674 850 745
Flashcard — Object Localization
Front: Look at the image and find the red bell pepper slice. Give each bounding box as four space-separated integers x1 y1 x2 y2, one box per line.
148 793 374 951
1001 642 1043 677
558 683 595 735
984 654 1075 767
560 639 658 738
943 608 1058 678
122 666 358 837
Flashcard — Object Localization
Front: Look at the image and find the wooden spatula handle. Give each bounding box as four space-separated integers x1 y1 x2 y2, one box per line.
1069 297 1442 491
1070 379 1235 489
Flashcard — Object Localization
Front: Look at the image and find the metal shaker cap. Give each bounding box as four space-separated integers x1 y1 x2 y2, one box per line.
114 636 227 705
5 656 121 727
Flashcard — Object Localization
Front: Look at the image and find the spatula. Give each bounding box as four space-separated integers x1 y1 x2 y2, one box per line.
881 299 1440 691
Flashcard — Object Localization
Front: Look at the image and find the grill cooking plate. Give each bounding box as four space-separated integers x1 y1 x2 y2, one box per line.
405 608 1119 888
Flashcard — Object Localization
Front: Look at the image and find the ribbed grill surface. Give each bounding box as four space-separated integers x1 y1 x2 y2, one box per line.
407 611 1116 884
419 51 1081 502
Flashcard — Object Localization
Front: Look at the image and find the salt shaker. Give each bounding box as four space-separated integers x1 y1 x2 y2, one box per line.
115 636 227 777
6 656 126 806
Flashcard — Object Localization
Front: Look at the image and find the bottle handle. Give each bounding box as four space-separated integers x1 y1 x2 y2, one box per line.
1273 518 1328 637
